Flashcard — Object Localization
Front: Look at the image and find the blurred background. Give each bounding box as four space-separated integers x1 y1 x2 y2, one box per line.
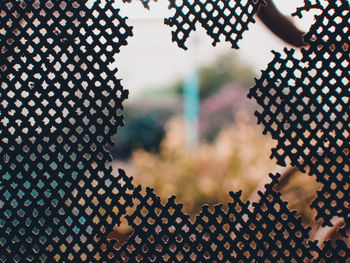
110 0 324 228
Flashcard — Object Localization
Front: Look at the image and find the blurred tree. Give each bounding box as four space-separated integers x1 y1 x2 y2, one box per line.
110 109 168 159
110 95 182 159
110 55 255 159
174 54 255 100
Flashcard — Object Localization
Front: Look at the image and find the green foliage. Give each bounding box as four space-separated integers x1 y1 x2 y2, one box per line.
111 54 254 159
110 109 168 159
174 53 255 100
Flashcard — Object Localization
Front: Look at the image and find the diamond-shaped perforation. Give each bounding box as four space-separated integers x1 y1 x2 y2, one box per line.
116 175 318 262
165 0 263 50
243 174 314 262
315 240 350 263
294 0 324 18
2 1 350 262
249 0 350 232
117 187 194 262
193 192 250 262
0 1 133 261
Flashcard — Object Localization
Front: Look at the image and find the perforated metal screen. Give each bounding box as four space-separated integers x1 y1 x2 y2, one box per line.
0 0 349 262
249 0 350 236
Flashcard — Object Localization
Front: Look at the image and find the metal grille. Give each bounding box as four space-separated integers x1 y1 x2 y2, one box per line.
0 1 133 261
117 174 314 262
165 0 262 49
249 0 350 236
0 0 349 262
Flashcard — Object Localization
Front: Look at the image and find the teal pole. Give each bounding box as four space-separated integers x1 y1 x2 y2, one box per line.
184 66 199 151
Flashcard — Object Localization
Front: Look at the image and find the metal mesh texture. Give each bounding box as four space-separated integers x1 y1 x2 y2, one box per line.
249 0 350 235
117 174 316 262
164 0 263 50
0 1 133 261
0 0 349 262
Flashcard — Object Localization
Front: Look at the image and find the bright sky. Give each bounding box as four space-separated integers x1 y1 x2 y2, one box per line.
116 1 318 98
120 1 304 18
